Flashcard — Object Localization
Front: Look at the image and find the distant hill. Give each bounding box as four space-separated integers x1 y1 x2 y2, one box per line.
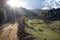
47 8 60 20
31 9 43 13
31 9 48 14
19 8 60 20
19 7 41 19
39 8 60 21
2 5 60 22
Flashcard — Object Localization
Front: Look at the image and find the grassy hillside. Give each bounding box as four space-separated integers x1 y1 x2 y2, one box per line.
25 18 60 40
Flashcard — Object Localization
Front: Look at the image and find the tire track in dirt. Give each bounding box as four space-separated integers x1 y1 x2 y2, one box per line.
0 23 18 40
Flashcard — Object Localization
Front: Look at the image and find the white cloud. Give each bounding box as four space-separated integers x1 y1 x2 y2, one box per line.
44 0 51 7
55 0 60 2
42 0 60 9
45 4 48 6
47 0 51 5
53 3 57 9
52 0 60 9
42 7 49 10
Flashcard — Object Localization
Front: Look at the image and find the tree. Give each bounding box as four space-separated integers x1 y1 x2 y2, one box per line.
0 0 7 24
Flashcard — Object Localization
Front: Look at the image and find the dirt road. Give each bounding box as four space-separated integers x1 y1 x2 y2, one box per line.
0 23 19 40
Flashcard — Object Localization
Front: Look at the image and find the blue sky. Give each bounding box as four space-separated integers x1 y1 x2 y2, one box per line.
20 0 60 9
21 0 45 9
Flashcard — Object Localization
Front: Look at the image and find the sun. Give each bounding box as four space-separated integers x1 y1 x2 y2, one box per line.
6 0 27 8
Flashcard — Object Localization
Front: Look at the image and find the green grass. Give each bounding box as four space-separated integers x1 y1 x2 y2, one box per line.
25 19 60 40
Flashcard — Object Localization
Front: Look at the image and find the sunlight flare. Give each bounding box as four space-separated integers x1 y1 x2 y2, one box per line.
6 0 28 8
